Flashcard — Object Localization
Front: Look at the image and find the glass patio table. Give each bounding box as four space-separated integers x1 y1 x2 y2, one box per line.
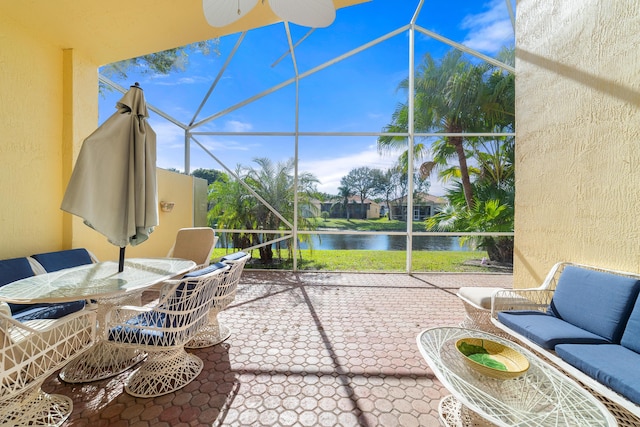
417 327 616 427
0 257 196 383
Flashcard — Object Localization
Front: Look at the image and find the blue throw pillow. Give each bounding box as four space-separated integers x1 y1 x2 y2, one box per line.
0 257 38 313
0 257 35 286
620 297 640 353
31 248 93 272
550 266 640 342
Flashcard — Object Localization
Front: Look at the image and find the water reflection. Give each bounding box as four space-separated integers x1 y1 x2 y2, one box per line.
296 234 473 251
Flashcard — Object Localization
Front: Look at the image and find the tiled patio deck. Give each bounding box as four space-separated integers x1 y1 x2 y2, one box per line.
46 270 512 427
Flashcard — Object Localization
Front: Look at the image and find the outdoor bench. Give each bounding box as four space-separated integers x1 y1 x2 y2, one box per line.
491 261 640 426
0 249 95 322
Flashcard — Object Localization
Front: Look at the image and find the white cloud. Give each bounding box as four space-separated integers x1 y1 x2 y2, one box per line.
224 120 253 132
299 146 449 197
150 74 211 86
196 138 254 154
461 0 515 54
150 120 185 149
151 126 452 196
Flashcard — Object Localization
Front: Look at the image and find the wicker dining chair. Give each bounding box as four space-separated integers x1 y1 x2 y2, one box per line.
147 227 219 294
104 262 229 398
186 251 251 349
0 305 96 426
167 227 218 269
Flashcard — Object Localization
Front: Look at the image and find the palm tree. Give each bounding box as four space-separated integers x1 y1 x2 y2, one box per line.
427 135 515 263
207 165 256 249
208 158 319 263
378 50 489 208
246 157 319 263
336 184 354 220
379 47 516 262
379 48 517 204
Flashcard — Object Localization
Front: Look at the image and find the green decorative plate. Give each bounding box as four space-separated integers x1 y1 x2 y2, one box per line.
456 337 529 379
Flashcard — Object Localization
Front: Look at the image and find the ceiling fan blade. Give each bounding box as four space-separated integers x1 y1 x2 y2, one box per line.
203 0 259 27
269 0 336 28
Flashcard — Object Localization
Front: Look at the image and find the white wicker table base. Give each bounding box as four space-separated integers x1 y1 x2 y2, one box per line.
439 395 496 427
124 347 204 398
185 317 230 349
59 341 146 383
0 383 72 427
60 293 145 383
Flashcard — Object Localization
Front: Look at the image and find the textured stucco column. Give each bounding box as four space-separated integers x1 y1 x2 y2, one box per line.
62 48 100 251
514 0 640 287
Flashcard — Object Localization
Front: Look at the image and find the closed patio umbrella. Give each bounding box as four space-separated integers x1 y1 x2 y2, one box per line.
61 83 158 272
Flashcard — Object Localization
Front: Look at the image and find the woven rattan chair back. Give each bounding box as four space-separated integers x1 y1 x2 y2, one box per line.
186 251 251 349
0 308 96 426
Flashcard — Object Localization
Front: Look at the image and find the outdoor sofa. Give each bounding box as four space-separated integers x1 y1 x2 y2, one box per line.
0 249 95 322
491 262 640 426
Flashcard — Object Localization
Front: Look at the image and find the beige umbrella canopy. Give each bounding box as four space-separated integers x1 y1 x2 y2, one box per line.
61 83 158 272
203 0 336 28
202 0 369 36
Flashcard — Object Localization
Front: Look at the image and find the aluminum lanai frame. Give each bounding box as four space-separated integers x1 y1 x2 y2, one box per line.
99 0 516 272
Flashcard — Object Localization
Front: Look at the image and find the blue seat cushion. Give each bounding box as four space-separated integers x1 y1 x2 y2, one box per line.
31 248 93 272
108 312 173 347
220 252 247 262
0 257 37 313
549 265 640 342
556 343 640 406
497 310 611 349
12 300 86 322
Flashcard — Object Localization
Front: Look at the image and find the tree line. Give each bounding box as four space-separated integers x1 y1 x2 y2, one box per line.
191 160 428 263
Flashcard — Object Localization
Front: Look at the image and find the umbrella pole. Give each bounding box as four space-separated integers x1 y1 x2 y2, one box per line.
118 247 125 272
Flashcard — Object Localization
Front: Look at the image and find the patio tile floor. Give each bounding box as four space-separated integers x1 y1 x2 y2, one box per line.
46 270 512 426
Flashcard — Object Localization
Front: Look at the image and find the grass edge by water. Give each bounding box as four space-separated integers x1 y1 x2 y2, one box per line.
212 248 502 273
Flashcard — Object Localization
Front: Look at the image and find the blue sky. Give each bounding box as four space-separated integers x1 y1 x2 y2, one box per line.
99 0 515 196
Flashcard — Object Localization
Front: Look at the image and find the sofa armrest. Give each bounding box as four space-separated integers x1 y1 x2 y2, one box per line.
491 289 555 317
535 261 570 291
489 261 569 317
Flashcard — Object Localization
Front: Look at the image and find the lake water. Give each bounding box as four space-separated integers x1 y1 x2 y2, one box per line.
296 234 474 251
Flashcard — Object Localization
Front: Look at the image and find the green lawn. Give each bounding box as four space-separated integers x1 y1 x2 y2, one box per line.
212 248 491 272
212 217 503 272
